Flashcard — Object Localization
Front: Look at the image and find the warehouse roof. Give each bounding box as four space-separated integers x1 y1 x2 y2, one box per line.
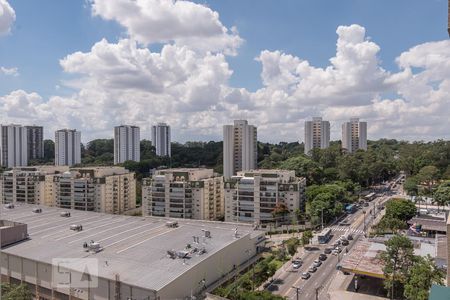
0 204 263 292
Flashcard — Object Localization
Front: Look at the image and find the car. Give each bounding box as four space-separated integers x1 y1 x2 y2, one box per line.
331 250 339 255
308 266 317 273
319 254 327 261
335 247 342 253
313 259 322 267
333 241 341 247
301 272 311 279
324 247 333 254
347 234 353 240
292 261 302 269
363 202 369 207
341 240 349 246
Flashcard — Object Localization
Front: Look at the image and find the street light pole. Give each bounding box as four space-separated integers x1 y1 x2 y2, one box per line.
362 210 366 234
292 286 301 300
321 208 324 231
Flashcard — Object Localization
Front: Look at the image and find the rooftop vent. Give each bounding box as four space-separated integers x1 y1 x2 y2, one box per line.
70 224 83 231
32 208 42 213
83 240 102 253
60 211 71 217
4 203 14 209
202 230 211 238
166 221 178 228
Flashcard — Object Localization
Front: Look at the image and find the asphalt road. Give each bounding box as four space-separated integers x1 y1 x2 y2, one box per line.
269 191 395 300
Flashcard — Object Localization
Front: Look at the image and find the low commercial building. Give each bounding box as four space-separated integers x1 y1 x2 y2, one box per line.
224 169 306 224
142 168 223 220
0 204 265 300
0 166 68 205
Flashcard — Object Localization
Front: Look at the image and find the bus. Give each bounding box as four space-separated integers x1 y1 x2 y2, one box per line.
365 192 376 202
317 228 332 244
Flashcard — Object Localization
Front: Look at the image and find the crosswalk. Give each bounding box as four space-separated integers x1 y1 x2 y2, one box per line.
330 225 364 235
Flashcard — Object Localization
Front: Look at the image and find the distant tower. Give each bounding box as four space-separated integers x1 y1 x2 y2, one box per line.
341 118 367 153
304 117 330 155
152 123 171 157
55 129 81 166
114 125 140 164
223 120 257 179
0 124 28 167
26 126 44 160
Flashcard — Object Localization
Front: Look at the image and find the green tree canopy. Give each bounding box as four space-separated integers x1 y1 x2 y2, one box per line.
403 255 444 300
433 181 450 211
385 198 416 221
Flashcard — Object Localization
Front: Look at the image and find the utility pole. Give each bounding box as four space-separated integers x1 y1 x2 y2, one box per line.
321 208 324 230
292 286 301 300
362 210 366 233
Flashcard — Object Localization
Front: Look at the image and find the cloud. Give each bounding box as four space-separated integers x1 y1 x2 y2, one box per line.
0 66 19 76
0 0 15 35
1 23 449 142
89 0 243 55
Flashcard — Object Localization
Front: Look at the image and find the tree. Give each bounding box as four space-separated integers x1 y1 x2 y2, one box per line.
1 283 33 300
403 255 444 300
380 235 415 299
404 176 419 197
385 198 416 222
416 165 439 195
433 182 450 212
284 237 300 256
301 230 313 245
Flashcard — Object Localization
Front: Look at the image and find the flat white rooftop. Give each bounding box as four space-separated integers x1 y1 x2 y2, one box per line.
0 204 261 292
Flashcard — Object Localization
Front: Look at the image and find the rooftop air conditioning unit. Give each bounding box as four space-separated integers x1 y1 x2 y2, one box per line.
32 208 42 213
60 211 71 217
166 221 178 228
70 224 83 231
83 240 102 253
5 203 14 209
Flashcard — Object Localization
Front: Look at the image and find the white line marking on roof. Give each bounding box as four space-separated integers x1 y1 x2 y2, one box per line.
116 226 181 254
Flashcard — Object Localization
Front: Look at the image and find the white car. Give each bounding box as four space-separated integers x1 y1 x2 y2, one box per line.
292 261 302 269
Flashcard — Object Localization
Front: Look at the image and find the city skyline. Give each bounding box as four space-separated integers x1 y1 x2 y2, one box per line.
0 1 449 143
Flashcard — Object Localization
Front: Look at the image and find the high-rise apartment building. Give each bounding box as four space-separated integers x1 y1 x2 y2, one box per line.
224 169 306 225
142 168 223 220
55 129 81 166
114 125 140 164
0 124 28 168
304 117 330 155
0 166 68 205
223 120 257 179
341 118 367 153
26 126 44 160
152 123 171 157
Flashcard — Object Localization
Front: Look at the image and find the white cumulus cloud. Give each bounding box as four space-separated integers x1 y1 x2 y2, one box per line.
90 0 243 55
0 66 19 76
0 0 15 35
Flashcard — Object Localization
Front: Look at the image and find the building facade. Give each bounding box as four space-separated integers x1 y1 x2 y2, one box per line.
142 168 223 220
304 117 330 155
224 169 306 225
114 125 140 164
51 167 136 214
223 120 257 179
26 126 44 160
55 129 81 166
0 166 68 205
152 123 171 157
341 118 367 153
0 124 28 168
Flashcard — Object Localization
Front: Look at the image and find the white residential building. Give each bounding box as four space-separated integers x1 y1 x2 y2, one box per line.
114 125 140 164
223 120 257 179
224 169 306 225
342 118 367 153
142 168 223 220
152 123 171 157
0 124 28 168
55 129 81 166
304 117 330 155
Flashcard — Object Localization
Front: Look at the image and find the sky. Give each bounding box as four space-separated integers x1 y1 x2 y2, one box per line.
0 0 449 143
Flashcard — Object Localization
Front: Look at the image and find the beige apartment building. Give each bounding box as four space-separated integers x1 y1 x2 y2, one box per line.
142 168 223 220
304 117 330 155
0 166 68 205
223 120 257 179
342 118 367 153
224 169 306 225
1 166 136 215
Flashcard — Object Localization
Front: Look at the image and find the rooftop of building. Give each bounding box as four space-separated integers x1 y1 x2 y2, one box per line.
339 235 447 278
408 213 447 232
0 204 262 292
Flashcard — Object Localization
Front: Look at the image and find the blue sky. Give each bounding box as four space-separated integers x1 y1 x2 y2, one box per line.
0 0 449 142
